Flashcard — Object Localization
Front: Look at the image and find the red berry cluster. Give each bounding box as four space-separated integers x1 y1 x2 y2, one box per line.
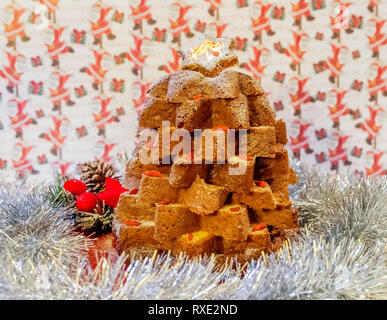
64 177 130 213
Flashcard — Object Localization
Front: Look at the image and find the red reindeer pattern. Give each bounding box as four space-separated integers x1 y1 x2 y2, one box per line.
49 72 75 111
8 99 37 138
368 19 387 58
0 52 24 93
365 152 386 177
39 116 69 156
328 90 349 128
3 6 30 48
368 64 387 102
356 106 384 145
169 2 194 44
289 121 314 159
92 97 119 136
251 2 275 43
12 143 37 176
45 26 74 67
80 50 110 92
126 35 150 76
328 134 352 170
131 0 156 31
90 4 116 47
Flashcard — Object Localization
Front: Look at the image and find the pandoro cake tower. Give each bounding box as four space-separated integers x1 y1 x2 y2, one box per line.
113 39 298 260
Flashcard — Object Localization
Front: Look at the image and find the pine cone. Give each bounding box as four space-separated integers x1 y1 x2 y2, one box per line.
80 160 118 193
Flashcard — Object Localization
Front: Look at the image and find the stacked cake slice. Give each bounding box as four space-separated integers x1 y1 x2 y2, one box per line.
113 39 298 260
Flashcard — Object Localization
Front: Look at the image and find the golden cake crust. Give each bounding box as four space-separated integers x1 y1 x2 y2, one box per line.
200 204 250 241
180 176 229 215
116 38 298 260
154 203 200 241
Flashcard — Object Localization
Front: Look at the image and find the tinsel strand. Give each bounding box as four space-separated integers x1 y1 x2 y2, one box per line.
0 162 386 300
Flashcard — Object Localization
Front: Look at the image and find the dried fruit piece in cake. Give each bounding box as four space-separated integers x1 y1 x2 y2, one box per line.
113 220 159 251
154 203 200 241
200 204 250 241
209 155 255 193
125 156 171 179
139 97 178 128
247 95 276 127
169 155 211 188
254 207 298 231
275 119 288 144
231 180 276 210
237 71 264 96
115 192 155 221
138 172 180 205
173 231 220 256
240 126 276 158
180 38 238 78
179 176 229 215
146 74 171 98
211 94 250 129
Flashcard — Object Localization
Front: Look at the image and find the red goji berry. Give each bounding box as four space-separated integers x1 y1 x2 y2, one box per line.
252 223 267 232
124 220 141 227
142 170 163 178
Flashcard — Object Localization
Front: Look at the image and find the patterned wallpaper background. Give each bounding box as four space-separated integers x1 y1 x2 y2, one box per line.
0 0 386 180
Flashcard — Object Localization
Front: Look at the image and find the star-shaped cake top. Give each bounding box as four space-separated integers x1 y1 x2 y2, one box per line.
180 38 239 77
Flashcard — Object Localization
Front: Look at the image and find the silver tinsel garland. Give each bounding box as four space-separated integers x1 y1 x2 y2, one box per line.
0 162 386 300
